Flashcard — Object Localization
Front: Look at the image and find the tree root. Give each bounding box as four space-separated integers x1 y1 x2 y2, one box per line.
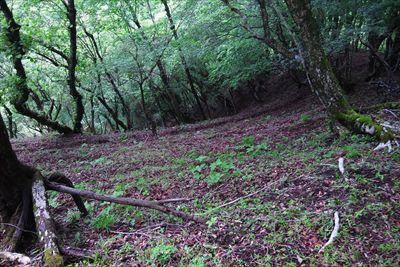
358 102 400 113
0 251 31 265
319 211 340 253
9 186 32 252
32 172 63 267
2 169 203 267
334 109 395 141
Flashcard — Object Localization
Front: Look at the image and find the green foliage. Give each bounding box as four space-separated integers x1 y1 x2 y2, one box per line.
92 156 113 166
90 205 116 230
146 243 178 266
191 155 236 186
343 144 360 159
135 177 151 196
300 114 311 123
239 135 269 156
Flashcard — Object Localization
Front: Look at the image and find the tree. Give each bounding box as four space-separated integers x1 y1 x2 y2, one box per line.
0 0 75 134
221 0 395 141
284 0 394 141
161 0 207 120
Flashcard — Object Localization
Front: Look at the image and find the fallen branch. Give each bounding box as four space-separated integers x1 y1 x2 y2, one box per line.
110 222 184 236
45 181 204 223
201 185 269 214
374 141 394 152
319 211 340 253
156 198 194 204
0 251 31 265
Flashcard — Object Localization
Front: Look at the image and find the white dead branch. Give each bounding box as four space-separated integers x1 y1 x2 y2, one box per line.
374 141 393 153
338 157 345 175
319 211 340 253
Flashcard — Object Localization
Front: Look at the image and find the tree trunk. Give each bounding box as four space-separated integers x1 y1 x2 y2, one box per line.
285 0 393 141
3 105 15 138
0 114 35 252
161 0 207 120
65 0 84 134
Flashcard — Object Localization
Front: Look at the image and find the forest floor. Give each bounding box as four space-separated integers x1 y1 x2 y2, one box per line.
11 87 400 266
10 52 400 267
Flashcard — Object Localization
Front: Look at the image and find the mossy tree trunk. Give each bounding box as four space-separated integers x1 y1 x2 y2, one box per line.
285 0 393 141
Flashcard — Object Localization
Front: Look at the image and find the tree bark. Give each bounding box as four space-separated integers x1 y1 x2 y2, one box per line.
0 114 35 251
3 105 15 138
64 0 84 133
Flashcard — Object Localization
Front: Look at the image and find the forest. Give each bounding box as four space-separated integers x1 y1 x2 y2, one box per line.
0 0 399 266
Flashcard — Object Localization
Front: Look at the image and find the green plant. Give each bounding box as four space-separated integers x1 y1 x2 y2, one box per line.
188 257 207 267
48 191 59 208
91 206 116 230
206 171 224 185
135 177 151 196
343 145 360 158
146 243 177 266
92 156 113 166
206 217 218 228
65 210 81 223
239 136 269 156
300 114 311 123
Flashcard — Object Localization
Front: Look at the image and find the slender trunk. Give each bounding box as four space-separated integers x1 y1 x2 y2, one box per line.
130 15 184 123
139 82 157 135
156 60 185 122
3 105 15 138
161 0 207 120
82 27 132 129
65 0 84 133
90 96 96 134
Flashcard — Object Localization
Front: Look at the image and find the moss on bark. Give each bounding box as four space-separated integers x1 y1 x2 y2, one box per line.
44 249 64 267
334 108 394 141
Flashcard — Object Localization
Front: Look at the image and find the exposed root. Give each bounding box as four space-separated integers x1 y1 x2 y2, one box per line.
9 186 33 252
319 211 340 253
47 173 88 216
334 108 394 141
59 246 95 259
338 157 345 175
32 172 63 267
0 251 31 265
359 102 400 113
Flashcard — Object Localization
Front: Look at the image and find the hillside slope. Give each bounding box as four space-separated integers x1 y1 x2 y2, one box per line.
7 77 400 266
